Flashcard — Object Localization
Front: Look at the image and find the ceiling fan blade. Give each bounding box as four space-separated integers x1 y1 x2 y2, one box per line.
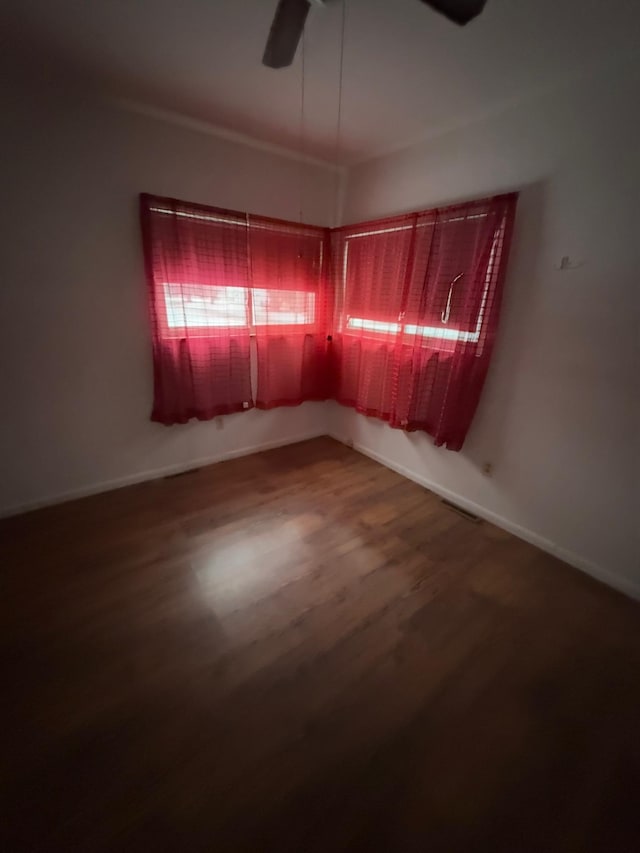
419 0 487 25
263 0 311 69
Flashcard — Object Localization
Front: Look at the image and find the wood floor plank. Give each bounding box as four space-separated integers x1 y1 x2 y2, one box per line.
1 436 639 852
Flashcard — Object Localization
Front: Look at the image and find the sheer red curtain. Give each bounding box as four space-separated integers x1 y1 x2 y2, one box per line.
249 217 332 408
332 193 517 450
330 213 418 418
140 194 253 425
141 191 516 444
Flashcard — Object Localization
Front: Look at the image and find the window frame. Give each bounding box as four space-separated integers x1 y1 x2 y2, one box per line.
149 204 324 340
339 211 505 353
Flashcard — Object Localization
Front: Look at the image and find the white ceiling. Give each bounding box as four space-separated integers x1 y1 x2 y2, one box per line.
3 0 639 165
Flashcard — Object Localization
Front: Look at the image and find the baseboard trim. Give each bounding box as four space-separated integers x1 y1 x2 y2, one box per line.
5 430 638 602
0 430 326 519
329 432 640 602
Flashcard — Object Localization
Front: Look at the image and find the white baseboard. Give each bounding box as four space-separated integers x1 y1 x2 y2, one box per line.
0 429 326 519
5 428 638 603
329 431 640 602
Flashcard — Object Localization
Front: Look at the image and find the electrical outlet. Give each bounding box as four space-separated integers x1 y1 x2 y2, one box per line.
482 462 493 476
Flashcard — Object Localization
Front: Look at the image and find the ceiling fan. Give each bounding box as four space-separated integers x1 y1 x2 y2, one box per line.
263 0 488 69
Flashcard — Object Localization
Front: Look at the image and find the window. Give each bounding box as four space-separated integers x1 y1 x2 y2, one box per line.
140 194 331 422
141 192 517 449
252 288 316 327
340 209 505 352
150 204 322 335
163 283 249 330
331 193 517 448
161 282 316 332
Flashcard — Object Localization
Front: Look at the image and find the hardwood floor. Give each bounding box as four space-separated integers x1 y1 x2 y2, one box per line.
1 437 639 852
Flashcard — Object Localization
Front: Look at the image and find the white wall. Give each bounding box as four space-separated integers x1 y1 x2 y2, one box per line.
0 71 338 515
332 59 640 597
2 59 638 600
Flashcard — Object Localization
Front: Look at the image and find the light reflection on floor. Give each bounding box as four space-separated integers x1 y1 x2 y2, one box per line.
192 512 325 617
189 509 393 632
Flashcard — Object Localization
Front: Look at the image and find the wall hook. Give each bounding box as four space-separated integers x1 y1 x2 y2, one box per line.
554 256 584 271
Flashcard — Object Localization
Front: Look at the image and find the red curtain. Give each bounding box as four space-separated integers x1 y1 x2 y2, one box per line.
248 216 332 408
140 192 517 449
331 194 517 450
140 194 253 424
